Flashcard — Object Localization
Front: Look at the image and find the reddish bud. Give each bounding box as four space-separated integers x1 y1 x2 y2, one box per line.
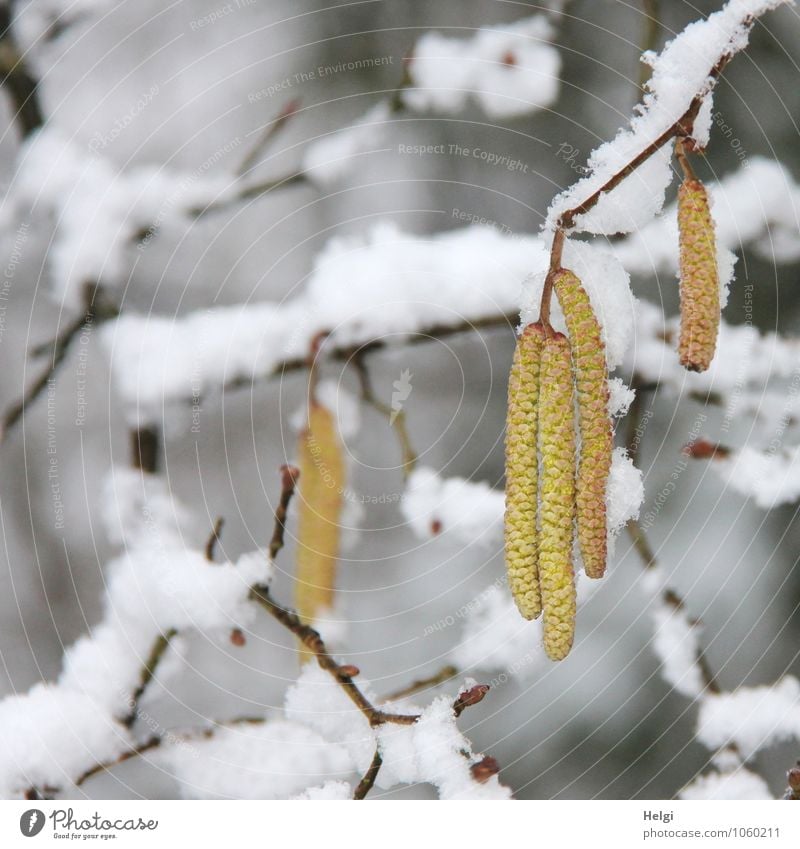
338 664 360 679
230 628 246 647
431 519 443 535
683 439 729 460
470 756 500 783
454 684 490 716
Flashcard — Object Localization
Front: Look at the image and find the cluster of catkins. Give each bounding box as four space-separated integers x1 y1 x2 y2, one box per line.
504 271 612 661
505 150 720 661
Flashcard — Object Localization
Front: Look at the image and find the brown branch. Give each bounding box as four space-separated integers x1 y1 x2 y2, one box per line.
353 748 383 800
250 584 417 727
200 312 518 404
352 353 418 478
556 54 728 234
252 466 419 727
351 681 492 798
538 35 751 323
0 3 44 137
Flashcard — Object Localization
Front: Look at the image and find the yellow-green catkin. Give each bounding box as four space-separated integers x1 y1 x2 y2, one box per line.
504 322 545 620
553 269 612 579
296 400 345 659
538 332 577 661
678 177 719 372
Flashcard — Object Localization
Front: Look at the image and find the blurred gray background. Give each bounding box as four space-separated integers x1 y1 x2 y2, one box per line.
1 0 799 799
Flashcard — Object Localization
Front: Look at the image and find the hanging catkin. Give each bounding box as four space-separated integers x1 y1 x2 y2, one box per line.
538 331 577 662
504 322 545 620
677 176 719 372
553 269 612 579
295 400 344 656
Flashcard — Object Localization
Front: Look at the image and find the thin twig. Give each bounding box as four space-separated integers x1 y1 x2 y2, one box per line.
353 748 383 800
269 464 300 561
77 736 162 786
250 584 417 727
75 717 266 787
253 467 419 727
1 311 87 441
123 630 176 729
638 0 661 90
205 517 225 561
382 664 459 701
1 284 117 442
191 171 308 217
237 98 301 177
352 353 418 478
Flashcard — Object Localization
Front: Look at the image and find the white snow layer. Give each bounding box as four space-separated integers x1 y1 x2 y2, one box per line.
545 0 791 235
696 676 800 759
404 15 561 119
102 224 556 420
0 469 271 796
7 128 236 309
614 157 800 276
401 467 504 547
401 450 641 553
303 102 392 186
0 684 131 798
626 300 800 397
450 580 602 675
284 663 510 799
164 721 353 800
681 767 773 800
710 445 800 508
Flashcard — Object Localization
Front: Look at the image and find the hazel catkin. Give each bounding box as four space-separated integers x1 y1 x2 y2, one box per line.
295 400 345 657
538 331 577 662
677 176 719 373
504 322 545 620
552 269 612 579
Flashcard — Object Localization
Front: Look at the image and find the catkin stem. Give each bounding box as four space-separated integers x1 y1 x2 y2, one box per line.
538 333 577 661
